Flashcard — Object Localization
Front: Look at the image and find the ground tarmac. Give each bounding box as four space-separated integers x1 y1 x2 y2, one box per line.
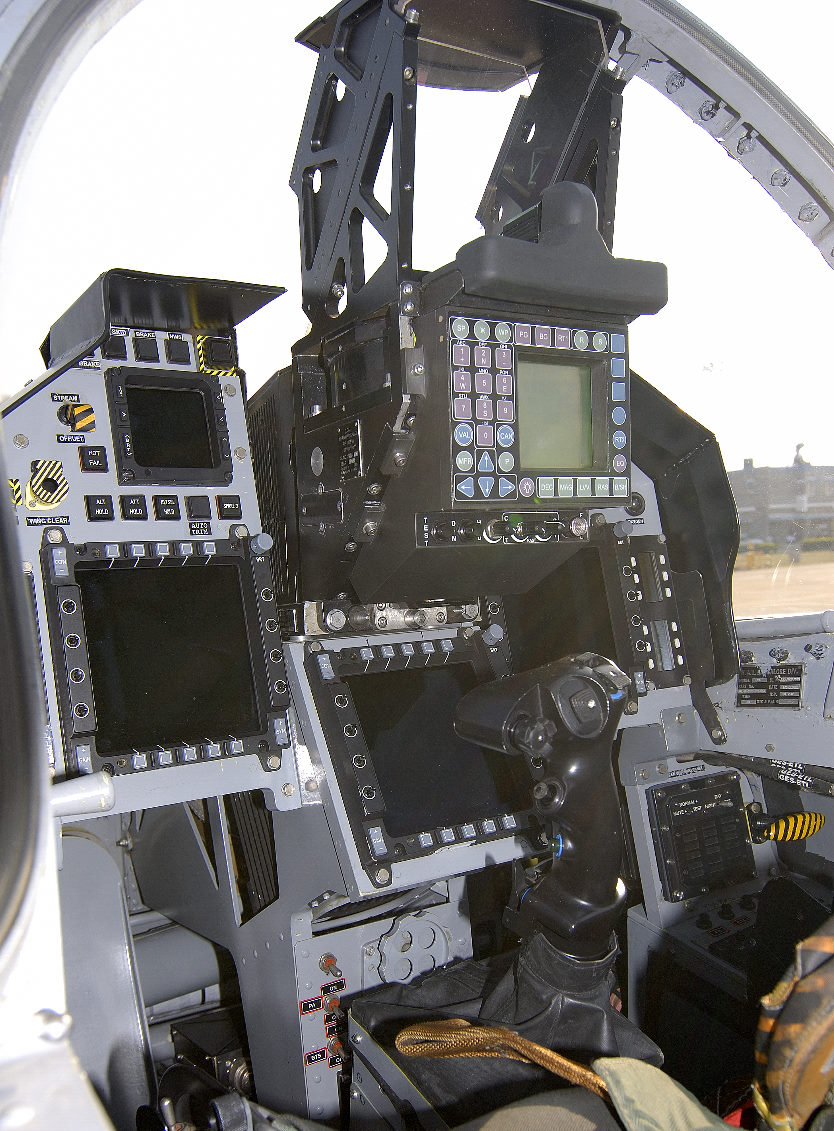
733 558 834 619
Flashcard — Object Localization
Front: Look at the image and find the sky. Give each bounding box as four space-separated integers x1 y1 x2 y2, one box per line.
0 0 832 473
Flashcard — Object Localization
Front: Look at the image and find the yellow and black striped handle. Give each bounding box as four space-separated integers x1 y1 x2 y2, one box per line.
747 808 825 844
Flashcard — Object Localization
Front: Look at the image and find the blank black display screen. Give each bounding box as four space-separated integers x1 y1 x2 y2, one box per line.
344 665 532 836
78 563 261 753
126 385 214 468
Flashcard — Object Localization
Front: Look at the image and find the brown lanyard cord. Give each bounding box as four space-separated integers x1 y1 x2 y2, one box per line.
395 1018 611 1102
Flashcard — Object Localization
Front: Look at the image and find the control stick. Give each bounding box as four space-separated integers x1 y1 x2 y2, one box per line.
455 652 631 958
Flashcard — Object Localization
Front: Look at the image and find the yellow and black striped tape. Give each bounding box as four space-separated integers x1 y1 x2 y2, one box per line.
8 478 21 507
759 811 825 843
67 403 95 432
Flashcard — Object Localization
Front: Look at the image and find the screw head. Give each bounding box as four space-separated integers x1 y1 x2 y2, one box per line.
282 783 295 797
12 434 28 449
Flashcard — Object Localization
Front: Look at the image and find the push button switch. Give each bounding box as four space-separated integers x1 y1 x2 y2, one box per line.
216 495 242 519
185 495 211 520
85 494 114 521
79 446 108 473
152 495 180 521
164 338 190 365
132 336 159 362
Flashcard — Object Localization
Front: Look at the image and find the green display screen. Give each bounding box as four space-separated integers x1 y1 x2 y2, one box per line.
516 354 593 469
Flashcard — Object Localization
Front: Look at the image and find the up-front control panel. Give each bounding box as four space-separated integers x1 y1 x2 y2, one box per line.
2 271 288 793
448 314 629 507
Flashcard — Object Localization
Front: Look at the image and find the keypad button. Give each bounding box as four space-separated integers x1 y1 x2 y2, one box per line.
537 477 555 498
476 424 494 447
453 397 472 420
453 370 472 393
495 373 513 395
593 332 608 352
495 322 512 343
514 323 531 345
612 454 627 474
558 477 574 497
611 333 626 354
455 451 474 472
455 476 475 498
612 382 626 402
452 317 469 339
594 477 610 496
496 400 514 421
535 326 551 346
477 451 495 473
452 343 470 366
611 358 627 378
613 477 630 497
85 494 114 521
475 398 493 420
477 476 495 498
612 407 627 426
496 424 514 448
554 328 571 348
612 430 627 449
473 320 490 341
573 330 589 350
454 423 474 447
498 451 515 472
577 477 592 496
474 346 491 368
474 372 493 394
519 478 535 498
498 476 516 498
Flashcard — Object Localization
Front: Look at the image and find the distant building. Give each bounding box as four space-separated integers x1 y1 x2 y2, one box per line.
728 454 834 547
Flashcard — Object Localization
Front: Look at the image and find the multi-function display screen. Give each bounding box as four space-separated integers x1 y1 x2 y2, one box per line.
78 563 260 753
125 385 214 469
516 355 592 469
344 664 532 836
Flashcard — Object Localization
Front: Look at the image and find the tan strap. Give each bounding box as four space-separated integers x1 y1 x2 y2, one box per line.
395 1018 610 1101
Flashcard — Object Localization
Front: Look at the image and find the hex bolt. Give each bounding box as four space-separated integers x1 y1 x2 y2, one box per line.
331 283 345 299
402 301 416 315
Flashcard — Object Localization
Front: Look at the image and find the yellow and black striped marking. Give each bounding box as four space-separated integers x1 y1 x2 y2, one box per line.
8 478 21 507
749 808 825 844
196 334 236 376
65 403 96 432
25 460 69 509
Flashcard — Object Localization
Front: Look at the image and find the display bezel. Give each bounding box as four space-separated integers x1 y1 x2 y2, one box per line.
106 366 234 487
306 642 537 872
41 534 289 775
